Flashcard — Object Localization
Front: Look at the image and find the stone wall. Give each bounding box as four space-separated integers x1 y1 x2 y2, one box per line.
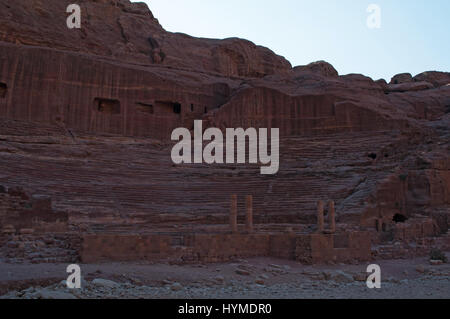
80 231 373 265
308 232 372 264
0 186 68 234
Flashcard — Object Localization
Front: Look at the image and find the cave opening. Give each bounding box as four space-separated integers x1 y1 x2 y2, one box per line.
136 102 154 114
155 101 182 115
0 82 7 98
173 103 181 114
368 153 377 160
94 98 121 115
393 213 407 223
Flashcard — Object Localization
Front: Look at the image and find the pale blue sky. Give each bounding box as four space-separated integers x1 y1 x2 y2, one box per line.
136 0 450 81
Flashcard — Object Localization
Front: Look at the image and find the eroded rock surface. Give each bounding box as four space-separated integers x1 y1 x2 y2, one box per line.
0 0 448 267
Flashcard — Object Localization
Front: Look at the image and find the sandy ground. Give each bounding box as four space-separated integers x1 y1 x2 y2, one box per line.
0 255 449 299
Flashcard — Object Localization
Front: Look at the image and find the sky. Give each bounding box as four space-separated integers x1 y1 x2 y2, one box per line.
135 0 450 81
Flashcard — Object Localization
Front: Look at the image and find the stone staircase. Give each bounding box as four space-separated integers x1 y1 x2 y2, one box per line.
0 122 412 233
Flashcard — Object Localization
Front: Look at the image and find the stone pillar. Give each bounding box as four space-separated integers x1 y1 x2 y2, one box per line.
328 200 336 233
245 195 253 233
317 200 324 233
230 195 238 233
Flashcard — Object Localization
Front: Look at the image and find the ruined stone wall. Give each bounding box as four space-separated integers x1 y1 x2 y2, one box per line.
81 234 174 263
80 231 372 265
0 186 68 234
307 232 372 264
393 218 437 242
0 233 80 264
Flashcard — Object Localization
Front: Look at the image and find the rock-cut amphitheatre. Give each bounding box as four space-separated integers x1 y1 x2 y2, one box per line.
0 0 449 268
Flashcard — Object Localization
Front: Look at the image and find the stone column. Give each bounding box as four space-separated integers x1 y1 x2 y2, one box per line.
328 200 336 233
317 200 324 233
230 195 238 233
246 195 253 233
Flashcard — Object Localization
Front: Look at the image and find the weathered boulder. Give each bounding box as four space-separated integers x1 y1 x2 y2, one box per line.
390 73 413 84
413 71 450 88
92 278 121 289
293 61 339 77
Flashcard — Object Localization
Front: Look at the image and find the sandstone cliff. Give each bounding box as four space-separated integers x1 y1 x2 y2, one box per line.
0 0 449 264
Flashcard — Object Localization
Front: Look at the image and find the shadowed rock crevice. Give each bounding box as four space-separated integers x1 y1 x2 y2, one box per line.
0 82 6 98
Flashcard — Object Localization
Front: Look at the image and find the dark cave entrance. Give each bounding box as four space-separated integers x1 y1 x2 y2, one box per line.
173 102 181 114
94 98 121 115
393 213 407 223
0 82 7 98
155 101 182 115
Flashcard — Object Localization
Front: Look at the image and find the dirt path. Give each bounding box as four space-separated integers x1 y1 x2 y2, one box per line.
0 255 449 299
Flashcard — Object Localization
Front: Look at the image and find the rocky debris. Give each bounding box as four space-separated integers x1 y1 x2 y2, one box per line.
255 279 265 285
0 233 79 264
168 282 183 291
235 269 251 276
1 270 448 299
430 260 444 266
322 271 332 281
214 276 225 284
92 279 121 289
161 279 172 285
331 271 354 283
13 287 76 299
352 272 368 282
415 265 429 274
33 289 77 300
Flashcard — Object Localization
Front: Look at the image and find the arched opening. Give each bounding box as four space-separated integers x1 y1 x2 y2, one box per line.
94 98 121 115
393 213 407 223
368 153 377 160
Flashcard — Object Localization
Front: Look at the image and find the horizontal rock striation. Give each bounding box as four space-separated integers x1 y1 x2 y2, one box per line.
0 0 449 264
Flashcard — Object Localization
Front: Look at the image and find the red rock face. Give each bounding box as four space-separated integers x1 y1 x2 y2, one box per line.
0 0 290 78
0 0 449 264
